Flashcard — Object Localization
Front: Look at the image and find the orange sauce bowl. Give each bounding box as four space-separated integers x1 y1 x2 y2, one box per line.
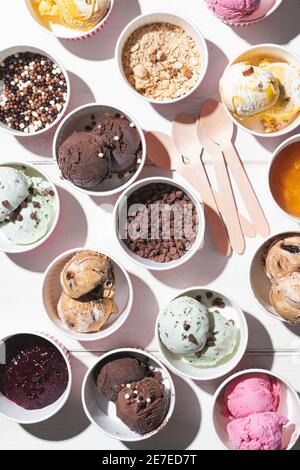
269 135 300 222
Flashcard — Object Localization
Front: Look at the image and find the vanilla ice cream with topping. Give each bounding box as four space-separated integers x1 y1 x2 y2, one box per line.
220 62 280 117
220 56 300 133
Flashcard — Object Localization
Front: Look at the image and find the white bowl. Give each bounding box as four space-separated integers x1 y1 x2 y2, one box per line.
220 44 300 137
0 45 70 136
212 368 300 450
42 247 133 342
81 348 176 441
155 287 248 381
53 103 146 197
113 176 205 271
268 134 300 223
115 12 209 105
25 0 115 40
250 231 300 323
0 161 60 254
0 331 72 424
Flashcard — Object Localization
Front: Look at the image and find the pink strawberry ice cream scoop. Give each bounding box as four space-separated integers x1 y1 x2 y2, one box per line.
224 373 281 418
227 412 288 450
205 0 260 22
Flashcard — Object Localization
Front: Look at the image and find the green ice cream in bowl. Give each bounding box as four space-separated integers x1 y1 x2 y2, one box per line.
156 287 248 381
0 162 59 253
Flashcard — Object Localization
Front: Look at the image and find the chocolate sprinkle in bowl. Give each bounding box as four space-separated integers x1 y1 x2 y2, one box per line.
113 176 205 271
0 46 70 137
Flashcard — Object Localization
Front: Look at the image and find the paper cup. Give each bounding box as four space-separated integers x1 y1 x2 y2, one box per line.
0 161 60 254
220 44 300 137
205 0 283 26
25 0 115 40
42 247 133 342
113 176 205 271
81 348 176 441
212 368 300 450
115 12 208 105
0 331 71 424
268 134 300 223
53 103 146 197
155 287 248 381
0 45 70 137
250 231 300 324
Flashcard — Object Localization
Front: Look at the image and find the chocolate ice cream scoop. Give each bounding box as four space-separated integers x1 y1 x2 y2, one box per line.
61 250 115 299
92 117 142 176
57 292 118 333
58 131 111 189
264 236 300 280
116 377 168 435
97 357 149 402
270 270 300 324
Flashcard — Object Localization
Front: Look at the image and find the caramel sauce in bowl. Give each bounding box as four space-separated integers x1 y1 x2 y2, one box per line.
269 135 300 222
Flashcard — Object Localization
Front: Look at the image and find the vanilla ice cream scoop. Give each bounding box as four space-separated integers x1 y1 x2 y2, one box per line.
220 62 280 117
261 62 300 122
36 0 110 31
0 167 29 222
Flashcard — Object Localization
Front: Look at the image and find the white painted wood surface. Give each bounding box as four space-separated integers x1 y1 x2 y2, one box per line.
1 0 300 450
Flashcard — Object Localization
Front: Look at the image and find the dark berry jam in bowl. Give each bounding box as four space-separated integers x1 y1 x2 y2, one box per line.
0 45 70 137
0 332 71 424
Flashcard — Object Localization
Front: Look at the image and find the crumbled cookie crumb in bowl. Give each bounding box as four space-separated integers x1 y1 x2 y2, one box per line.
115 12 208 104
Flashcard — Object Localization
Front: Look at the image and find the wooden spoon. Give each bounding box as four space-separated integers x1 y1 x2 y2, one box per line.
172 115 230 256
200 99 270 238
198 101 245 254
145 131 256 248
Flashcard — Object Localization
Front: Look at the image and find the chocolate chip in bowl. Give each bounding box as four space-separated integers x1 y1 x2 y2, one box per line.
114 177 205 271
0 46 70 136
53 104 146 196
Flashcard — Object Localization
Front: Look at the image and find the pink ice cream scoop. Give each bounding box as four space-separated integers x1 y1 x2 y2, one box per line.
205 0 260 21
227 412 288 450
224 373 281 419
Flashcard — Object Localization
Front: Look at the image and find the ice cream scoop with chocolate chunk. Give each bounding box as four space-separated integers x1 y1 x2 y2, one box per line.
158 296 210 355
91 117 142 176
61 250 115 299
116 377 168 434
58 131 111 189
97 357 151 402
270 270 300 324
57 250 119 334
264 236 300 280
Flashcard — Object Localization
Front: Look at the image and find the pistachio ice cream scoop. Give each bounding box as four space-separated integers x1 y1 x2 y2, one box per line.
220 62 280 117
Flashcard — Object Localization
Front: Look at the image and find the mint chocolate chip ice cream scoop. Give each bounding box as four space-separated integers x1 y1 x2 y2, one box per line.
158 296 209 355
